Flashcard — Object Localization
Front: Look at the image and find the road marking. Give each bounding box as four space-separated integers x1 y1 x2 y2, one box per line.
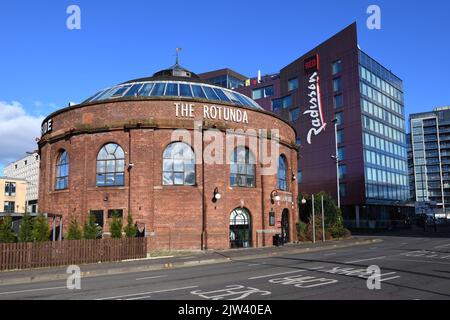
387 257 450 265
345 256 386 264
126 296 152 300
135 275 168 281
96 285 199 300
369 247 378 250
247 263 266 267
435 243 450 249
248 266 323 280
0 286 66 296
249 270 306 280
380 276 401 282
324 253 337 256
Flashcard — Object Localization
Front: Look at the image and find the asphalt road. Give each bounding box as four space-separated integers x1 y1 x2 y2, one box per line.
1 235 450 300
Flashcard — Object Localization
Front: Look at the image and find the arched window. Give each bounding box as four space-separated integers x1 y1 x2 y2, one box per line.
230 147 256 188
162 142 195 186
55 151 69 190
96 143 125 187
230 208 250 226
277 155 288 191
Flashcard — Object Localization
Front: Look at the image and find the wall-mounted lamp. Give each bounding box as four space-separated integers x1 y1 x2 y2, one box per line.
271 190 281 204
127 163 135 171
103 196 109 202
212 187 222 203
292 173 297 181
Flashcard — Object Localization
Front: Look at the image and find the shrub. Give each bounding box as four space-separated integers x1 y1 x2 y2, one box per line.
123 214 137 238
32 213 50 242
0 216 17 243
18 211 34 242
66 218 83 240
83 215 102 240
109 214 123 239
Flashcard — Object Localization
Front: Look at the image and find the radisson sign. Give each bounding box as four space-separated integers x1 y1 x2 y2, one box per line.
303 54 326 145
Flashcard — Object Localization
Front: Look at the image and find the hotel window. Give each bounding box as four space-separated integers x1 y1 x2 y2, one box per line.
288 78 299 91
252 86 274 100
332 60 342 75
55 151 69 190
4 182 16 196
333 78 342 92
96 143 125 187
335 112 343 126
289 108 300 122
339 183 347 197
336 130 344 144
230 147 256 188
272 95 292 111
338 147 345 161
163 142 196 186
297 171 303 183
339 165 347 179
4 201 15 213
277 155 288 191
334 94 343 108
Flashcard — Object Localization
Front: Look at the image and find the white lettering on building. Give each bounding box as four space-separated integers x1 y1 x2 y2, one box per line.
304 72 326 144
174 103 249 124
41 119 53 136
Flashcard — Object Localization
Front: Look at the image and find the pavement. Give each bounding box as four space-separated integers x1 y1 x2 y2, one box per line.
1 230 450 300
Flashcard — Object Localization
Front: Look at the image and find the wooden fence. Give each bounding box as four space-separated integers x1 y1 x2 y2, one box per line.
0 238 147 271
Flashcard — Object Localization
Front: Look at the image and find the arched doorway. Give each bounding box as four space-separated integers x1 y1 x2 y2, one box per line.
229 208 252 248
281 209 290 244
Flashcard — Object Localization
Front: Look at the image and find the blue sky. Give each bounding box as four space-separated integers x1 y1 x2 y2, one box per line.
0 0 449 172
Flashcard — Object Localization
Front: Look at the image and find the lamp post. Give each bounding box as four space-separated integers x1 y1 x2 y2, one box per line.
332 118 341 209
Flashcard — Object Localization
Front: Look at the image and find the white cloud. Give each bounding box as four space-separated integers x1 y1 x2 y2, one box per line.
0 101 44 168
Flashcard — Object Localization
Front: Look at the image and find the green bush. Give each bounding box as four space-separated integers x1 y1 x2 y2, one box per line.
0 216 17 243
83 215 102 240
123 214 137 238
32 214 50 242
66 218 82 240
109 213 123 239
18 211 34 242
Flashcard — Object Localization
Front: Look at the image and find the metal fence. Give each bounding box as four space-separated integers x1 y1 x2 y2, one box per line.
0 238 147 271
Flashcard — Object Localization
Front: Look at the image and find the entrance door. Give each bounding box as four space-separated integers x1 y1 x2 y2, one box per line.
281 209 290 243
229 208 251 248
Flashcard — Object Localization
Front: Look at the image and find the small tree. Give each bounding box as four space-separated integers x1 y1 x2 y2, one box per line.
109 213 123 239
32 213 50 242
0 216 17 243
18 211 34 242
83 215 102 240
66 218 82 240
123 214 137 238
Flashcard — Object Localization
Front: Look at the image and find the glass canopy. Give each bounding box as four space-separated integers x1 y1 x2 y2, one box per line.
82 80 262 110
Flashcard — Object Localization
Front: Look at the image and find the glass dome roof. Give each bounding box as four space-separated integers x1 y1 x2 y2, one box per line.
82 64 262 110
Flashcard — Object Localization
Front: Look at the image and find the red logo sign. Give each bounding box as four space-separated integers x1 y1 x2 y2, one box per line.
304 54 319 73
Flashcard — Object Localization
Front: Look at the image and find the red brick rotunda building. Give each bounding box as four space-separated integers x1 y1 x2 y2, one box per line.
38 64 299 250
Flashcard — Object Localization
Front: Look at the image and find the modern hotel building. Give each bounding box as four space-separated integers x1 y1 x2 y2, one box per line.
227 23 413 228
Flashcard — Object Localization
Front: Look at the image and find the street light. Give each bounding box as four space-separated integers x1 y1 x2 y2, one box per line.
212 187 222 203
332 118 341 209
